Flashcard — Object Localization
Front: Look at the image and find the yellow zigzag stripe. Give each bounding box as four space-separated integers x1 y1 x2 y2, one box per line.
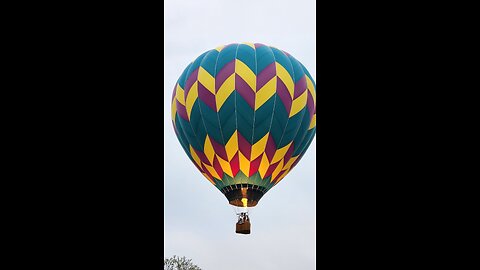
276 62 294 99
235 59 256 92
215 73 235 111
217 155 233 177
198 67 215 94
225 131 238 161
309 114 316 130
251 133 269 161
175 84 185 106
258 153 270 179
283 156 298 171
189 145 202 168
271 142 292 164
239 152 250 177
171 92 177 123
203 136 215 165
289 90 308 117
271 159 284 182
275 156 301 183
186 81 198 119
275 169 290 184
204 163 221 180
306 76 316 106
255 76 276 110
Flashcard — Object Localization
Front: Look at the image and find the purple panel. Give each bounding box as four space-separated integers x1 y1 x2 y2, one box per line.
210 137 228 160
283 143 295 166
201 163 215 180
213 156 224 179
236 74 255 109
198 81 217 111
293 76 307 99
254 43 266 48
276 77 292 113
256 62 276 91
265 161 280 178
265 134 277 162
215 60 235 93
195 148 211 166
306 90 315 119
290 154 303 170
237 131 251 160
184 68 199 97
273 169 287 182
176 100 189 121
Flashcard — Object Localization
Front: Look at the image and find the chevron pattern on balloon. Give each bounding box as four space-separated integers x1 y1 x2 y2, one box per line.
171 43 316 192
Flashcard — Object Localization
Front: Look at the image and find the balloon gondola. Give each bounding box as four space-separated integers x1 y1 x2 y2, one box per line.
171 43 316 234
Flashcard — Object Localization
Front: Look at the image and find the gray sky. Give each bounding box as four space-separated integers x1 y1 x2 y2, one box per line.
164 0 316 269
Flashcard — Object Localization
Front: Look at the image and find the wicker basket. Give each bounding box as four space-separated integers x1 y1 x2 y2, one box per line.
236 220 251 234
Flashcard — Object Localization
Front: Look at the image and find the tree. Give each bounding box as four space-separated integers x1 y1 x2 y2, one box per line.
164 256 202 270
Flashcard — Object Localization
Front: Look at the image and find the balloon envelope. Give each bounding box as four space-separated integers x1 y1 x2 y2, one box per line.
171 43 316 207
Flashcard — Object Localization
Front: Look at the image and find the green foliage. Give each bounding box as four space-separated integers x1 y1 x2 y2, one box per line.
164 256 202 270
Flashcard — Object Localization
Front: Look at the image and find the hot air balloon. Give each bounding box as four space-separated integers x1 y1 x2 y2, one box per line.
171 43 316 234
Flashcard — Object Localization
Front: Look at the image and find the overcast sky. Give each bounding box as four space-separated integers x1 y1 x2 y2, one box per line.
164 0 316 269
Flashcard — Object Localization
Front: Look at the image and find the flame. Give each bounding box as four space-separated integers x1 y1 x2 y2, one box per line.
241 198 248 207
240 187 248 207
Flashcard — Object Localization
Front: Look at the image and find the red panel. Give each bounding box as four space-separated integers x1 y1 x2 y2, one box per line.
230 152 240 177
201 163 215 180
264 162 280 178
249 155 263 177
213 156 224 179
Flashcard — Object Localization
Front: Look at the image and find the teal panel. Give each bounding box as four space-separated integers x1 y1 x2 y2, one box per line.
236 44 256 73
218 92 237 143
199 50 219 77
177 63 192 89
235 92 254 143
189 101 208 146
176 116 201 151
292 107 312 156
278 107 307 148
271 47 294 79
288 55 306 82
269 94 289 147
255 46 275 75
216 44 238 74
197 99 224 144
252 95 275 143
